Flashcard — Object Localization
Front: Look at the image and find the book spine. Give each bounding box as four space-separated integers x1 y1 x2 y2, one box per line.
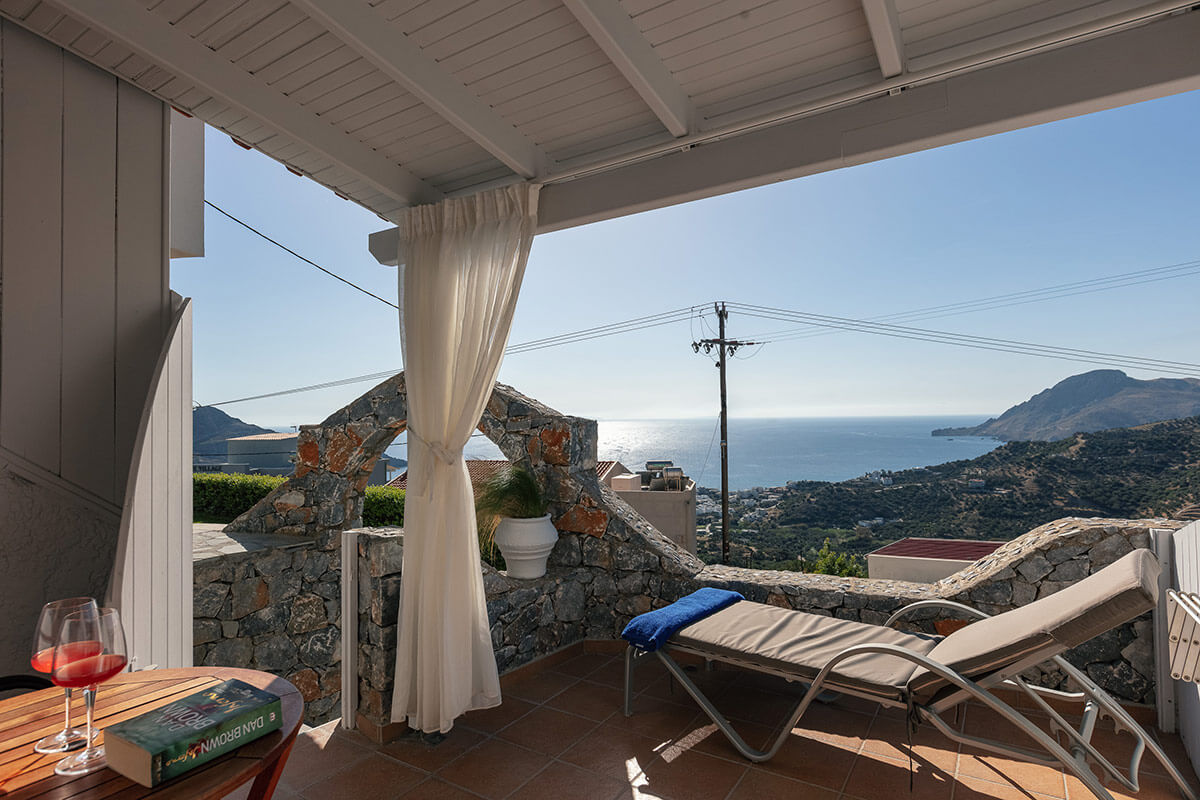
157 698 283 783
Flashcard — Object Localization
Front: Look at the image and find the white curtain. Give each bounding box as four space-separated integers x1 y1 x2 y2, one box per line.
390 183 540 733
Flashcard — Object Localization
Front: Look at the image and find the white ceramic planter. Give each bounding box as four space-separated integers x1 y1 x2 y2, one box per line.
493 514 559 579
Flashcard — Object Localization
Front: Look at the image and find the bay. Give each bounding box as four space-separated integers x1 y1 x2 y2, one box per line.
388 415 1000 491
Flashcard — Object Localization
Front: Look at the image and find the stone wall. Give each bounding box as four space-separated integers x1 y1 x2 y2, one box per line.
350 516 1176 734
193 531 342 726
208 371 1176 727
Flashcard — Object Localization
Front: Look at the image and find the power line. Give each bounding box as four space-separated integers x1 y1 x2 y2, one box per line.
205 200 399 310
727 302 1200 376
197 306 703 407
740 257 1200 343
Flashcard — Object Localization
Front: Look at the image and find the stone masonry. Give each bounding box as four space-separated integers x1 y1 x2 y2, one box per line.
193 530 342 726
349 515 1178 734
200 371 1175 730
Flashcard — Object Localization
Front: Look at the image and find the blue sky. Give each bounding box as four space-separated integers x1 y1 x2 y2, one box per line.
173 89 1200 429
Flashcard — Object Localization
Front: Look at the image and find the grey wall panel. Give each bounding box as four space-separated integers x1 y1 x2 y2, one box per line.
0 21 173 672
0 23 64 473
61 55 118 502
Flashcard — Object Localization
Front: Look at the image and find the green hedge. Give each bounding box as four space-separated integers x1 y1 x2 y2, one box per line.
194 473 286 523
193 473 405 526
363 485 405 526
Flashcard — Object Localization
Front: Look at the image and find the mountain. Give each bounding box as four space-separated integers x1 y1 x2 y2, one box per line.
932 369 1200 441
193 406 273 458
717 416 1200 568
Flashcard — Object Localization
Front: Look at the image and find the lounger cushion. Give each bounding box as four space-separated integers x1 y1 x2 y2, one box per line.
908 548 1159 698
670 602 939 701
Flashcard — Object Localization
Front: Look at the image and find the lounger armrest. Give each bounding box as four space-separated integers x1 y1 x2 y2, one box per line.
885 599 992 629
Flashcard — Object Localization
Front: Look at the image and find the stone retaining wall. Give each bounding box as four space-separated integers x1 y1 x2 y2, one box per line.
349 516 1176 734
193 532 342 726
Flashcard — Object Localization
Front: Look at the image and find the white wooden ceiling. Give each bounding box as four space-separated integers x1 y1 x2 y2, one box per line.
6 0 1199 238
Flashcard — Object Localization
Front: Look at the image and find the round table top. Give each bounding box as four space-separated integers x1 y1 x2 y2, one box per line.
0 666 303 799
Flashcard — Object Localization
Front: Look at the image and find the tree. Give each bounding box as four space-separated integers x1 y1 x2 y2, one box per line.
805 539 867 578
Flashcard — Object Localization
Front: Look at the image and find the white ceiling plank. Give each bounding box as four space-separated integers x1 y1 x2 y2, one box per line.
366 4 1200 254
536 9 1200 232
562 0 692 137
292 0 543 178
861 0 905 78
45 0 440 207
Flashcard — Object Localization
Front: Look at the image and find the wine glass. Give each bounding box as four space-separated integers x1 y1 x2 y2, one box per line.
30 597 98 753
52 607 128 777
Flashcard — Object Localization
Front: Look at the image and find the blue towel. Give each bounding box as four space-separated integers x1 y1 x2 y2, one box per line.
621 588 744 652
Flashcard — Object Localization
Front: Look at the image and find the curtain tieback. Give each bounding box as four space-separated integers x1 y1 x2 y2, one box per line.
407 427 459 466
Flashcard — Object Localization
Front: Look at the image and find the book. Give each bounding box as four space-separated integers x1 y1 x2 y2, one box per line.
104 678 282 787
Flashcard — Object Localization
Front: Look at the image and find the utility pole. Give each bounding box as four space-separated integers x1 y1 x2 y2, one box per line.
693 302 758 565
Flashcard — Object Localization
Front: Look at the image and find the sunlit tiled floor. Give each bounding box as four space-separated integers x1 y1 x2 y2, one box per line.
241 653 1198 800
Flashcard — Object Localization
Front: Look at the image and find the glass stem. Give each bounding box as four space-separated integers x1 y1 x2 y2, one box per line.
82 687 96 758
63 687 72 733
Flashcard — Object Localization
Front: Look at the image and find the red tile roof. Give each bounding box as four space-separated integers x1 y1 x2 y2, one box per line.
387 459 617 490
869 537 1005 561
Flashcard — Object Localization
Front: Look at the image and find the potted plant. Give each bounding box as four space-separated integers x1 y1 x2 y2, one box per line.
476 465 557 579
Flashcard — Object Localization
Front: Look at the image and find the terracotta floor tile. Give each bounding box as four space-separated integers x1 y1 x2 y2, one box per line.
560 722 664 782
547 679 625 722
956 753 1067 798
507 760 628 800
710 685 795 729
1065 771 1191 800
638 746 748 800
280 726 374 791
503 669 579 704
789 698 873 750
1143 731 1194 778
676 719 777 762
553 654 616 679
863 714 959 771
300 752 426 800
226 783 301 800
436 738 550 799
636 672 712 709
606 695 703 743
727 767 839 800
841 751 954 800
396 778 482 800
497 706 598 756
458 696 535 735
955 774 1063 800
756 733 859 791
380 726 486 772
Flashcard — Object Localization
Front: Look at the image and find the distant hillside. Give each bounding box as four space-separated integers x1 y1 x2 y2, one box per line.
722 416 1200 568
193 406 273 458
933 369 1200 441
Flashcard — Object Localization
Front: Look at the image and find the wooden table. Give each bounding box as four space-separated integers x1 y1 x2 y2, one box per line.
0 667 303 799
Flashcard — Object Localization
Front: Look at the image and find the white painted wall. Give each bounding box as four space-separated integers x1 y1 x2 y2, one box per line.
612 482 697 555
0 21 173 676
169 113 204 259
1170 521 1200 771
108 294 193 670
867 554 978 583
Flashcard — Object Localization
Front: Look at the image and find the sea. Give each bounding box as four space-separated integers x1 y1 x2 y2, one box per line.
385 415 1001 491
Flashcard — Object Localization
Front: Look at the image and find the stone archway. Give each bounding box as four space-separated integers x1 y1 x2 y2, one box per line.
225 371 616 544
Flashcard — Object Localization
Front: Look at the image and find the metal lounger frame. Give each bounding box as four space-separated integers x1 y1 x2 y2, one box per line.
622 598 1196 800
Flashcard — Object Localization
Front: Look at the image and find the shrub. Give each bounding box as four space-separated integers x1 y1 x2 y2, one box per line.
803 538 867 578
193 472 286 523
363 485 405 526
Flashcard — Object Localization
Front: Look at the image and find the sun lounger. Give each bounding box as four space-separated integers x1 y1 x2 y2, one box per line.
622 549 1196 800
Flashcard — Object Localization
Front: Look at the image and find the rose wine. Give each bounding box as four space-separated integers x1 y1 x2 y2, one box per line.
53 653 128 689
